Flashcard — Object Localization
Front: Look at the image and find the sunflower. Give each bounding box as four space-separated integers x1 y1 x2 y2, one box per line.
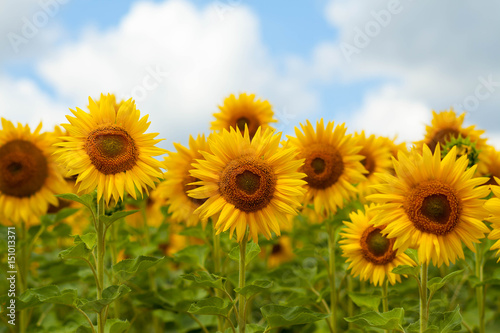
354 132 393 198
416 109 487 153
211 93 277 139
286 119 366 216
188 127 306 243
0 119 67 226
55 94 167 204
477 146 500 184
125 187 166 229
484 178 500 261
158 134 209 227
265 235 295 268
92 93 125 113
340 204 416 286
368 145 490 267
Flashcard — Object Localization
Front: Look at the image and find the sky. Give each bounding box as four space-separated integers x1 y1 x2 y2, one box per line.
1 0 500 150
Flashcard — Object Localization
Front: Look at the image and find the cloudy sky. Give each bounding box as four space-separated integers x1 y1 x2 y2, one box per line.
2 0 500 149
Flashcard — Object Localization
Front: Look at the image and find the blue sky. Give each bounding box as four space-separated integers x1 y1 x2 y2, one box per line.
2 0 500 149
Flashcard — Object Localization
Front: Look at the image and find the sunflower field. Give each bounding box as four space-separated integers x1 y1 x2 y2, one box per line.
2 93 500 333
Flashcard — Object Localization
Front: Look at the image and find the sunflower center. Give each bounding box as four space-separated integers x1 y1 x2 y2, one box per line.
236 117 250 132
361 155 376 176
183 175 208 206
404 180 461 235
302 144 344 189
271 243 282 254
360 226 396 265
85 126 138 175
0 140 49 197
429 128 460 152
219 156 276 212
232 115 259 138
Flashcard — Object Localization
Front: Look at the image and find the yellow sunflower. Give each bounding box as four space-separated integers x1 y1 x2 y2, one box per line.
368 145 490 267
0 119 67 226
125 187 166 229
340 204 416 286
477 146 500 184
484 177 500 261
354 132 393 198
416 109 487 153
211 93 277 139
188 127 306 243
55 94 167 204
92 93 125 113
286 119 366 216
158 134 209 227
266 235 295 268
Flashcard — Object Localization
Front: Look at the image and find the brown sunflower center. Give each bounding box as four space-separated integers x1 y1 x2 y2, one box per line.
0 140 49 197
219 156 276 212
232 115 259 138
236 117 250 131
271 243 283 254
404 180 461 235
302 144 344 189
85 126 138 175
428 128 460 152
183 175 208 206
360 226 396 265
361 154 376 176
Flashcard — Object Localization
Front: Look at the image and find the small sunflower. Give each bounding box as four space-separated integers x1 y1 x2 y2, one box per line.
266 236 295 268
368 145 490 267
416 109 487 153
0 119 67 225
354 132 393 198
158 134 209 227
286 119 366 216
477 147 500 184
211 93 277 139
188 127 306 243
484 178 500 261
340 204 416 286
55 94 167 204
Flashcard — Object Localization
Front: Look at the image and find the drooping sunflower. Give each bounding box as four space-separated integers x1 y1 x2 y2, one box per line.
354 132 393 199
416 109 487 153
340 204 416 286
368 145 490 267
484 178 500 261
55 94 167 204
158 134 209 227
286 119 366 216
211 93 277 139
0 119 67 226
188 127 306 243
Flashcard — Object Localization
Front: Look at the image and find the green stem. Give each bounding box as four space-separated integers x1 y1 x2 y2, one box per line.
327 223 338 333
382 279 389 333
475 243 485 333
347 274 354 329
213 226 224 332
239 233 248 333
420 263 428 333
96 198 106 333
18 223 29 333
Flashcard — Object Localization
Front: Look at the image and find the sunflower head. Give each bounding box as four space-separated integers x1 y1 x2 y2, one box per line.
55 94 167 204
477 146 500 185
286 119 366 216
211 93 277 139
368 145 490 267
340 204 416 286
188 126 306 243
484 178 500 261
0 119 67 225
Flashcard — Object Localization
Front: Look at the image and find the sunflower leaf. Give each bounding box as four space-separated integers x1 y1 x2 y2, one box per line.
74 233 97 250
344 308 405 331
100 210 139 227
106 319 130 333
15 286 78 310
56 193 97 216
391 265 419 277
112 256 164 281
187 297 232 316
228 242 261 265
260 305 329 328
59 242 92 260
427 305 462 333
428 270 463 294
234 279 274 297
174 245 210 268
181 271 225 290
347 291 381 311
78 285 131 313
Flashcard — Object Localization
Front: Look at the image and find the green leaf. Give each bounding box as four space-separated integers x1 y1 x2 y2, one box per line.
428 270 463 294
469 277 500 287
182 271 225 290
428 306 462 333
41 207 80 226
112 256 163 281
105 319 130 333
260 305 329 329
17 286 77 310
228 241 261 265
100 210 138 227
347 292 381 311
74 232 97 250
405 248 419 263
234 280 273 297
78 285 131 313
344 308 405 331
174 245 209 267
187 297 232 316
56 193 96 215
59 242 92 260
391 265 419 277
